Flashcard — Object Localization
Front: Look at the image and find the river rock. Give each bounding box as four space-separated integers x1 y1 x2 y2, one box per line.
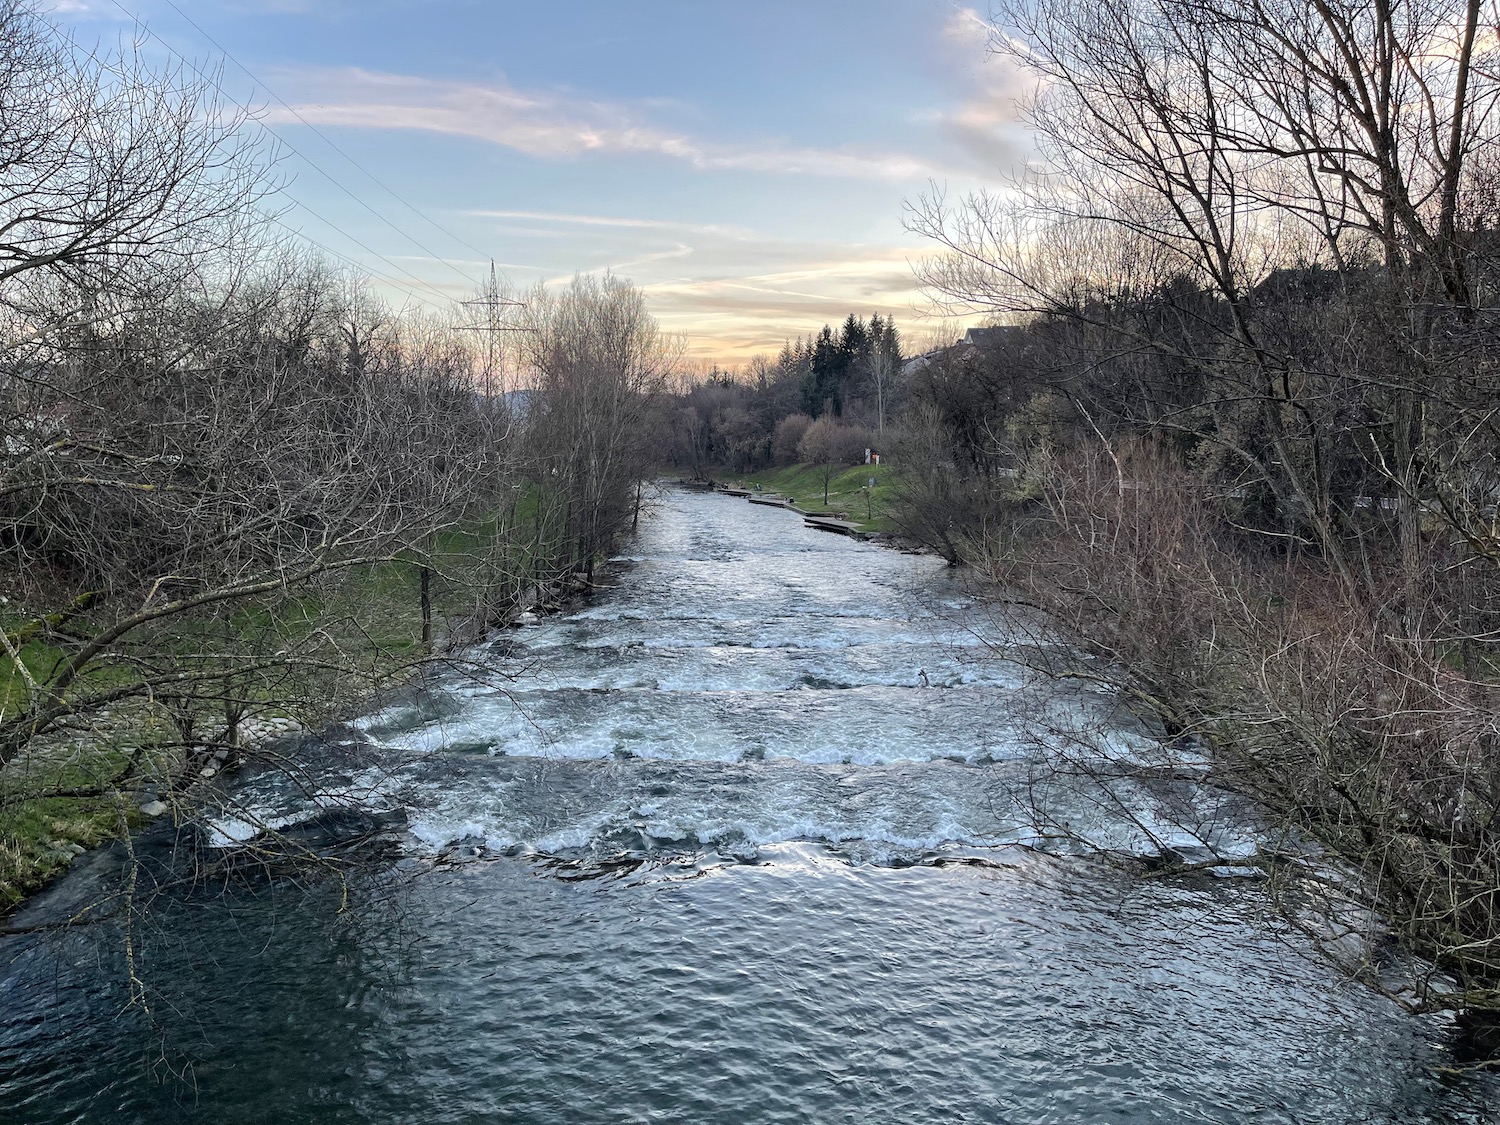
139 800 169 818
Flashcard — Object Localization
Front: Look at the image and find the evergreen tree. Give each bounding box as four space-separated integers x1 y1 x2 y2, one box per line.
880 316 900 362
803 324 845 417
839 313 868 357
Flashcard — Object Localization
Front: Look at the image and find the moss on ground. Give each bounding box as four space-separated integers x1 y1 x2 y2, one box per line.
0 795 125 907
0 743 161 906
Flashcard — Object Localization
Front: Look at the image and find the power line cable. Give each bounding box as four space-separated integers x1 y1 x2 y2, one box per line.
155 0 494 282
270 210 448 311
101 0 477 307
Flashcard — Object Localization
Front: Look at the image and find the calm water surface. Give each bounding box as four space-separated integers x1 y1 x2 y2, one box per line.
1 488 1495 1123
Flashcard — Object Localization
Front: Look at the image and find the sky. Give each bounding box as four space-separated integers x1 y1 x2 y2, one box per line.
53 0 1028 363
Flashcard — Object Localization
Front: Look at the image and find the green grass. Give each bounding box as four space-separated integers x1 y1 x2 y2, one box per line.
0 561 440 907
0 507 548 909
0 740 159 906
4 506 553 740
0 484 650 910
0 633 65 721
734 462 898 533
0 563 447 907
0 795 126 907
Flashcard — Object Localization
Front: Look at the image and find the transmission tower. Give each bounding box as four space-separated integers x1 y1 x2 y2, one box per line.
454 260 529 397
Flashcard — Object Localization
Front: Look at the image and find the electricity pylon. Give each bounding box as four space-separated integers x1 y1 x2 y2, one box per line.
454 260 528 397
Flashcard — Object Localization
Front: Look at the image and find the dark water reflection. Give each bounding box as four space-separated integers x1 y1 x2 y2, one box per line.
3 848 1494 1124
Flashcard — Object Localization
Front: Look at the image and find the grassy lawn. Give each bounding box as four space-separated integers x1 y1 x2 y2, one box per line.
733 462 898 533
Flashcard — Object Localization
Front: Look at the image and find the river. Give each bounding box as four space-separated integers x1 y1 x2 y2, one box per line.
1 487 1496 1123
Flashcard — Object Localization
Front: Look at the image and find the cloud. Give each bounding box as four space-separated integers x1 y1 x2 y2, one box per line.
217 0 341 13
920 7 1034 174
636 247 934 359
464 210 755 238
265 67 956 182
943 5 1000 48
334 207 967 362
46 0 115 14
428 205 935 358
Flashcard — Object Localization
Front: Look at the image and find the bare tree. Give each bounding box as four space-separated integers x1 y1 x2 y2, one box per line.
771 412 813 467
904 0 1500 1029
867 347 896 440
518 273 676 582
0 1 270 311
798 416 872 506
1 258 499 770
911 0 1500 618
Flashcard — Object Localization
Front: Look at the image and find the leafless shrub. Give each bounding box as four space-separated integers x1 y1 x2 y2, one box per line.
771 412 812 466
965 435 1500 1018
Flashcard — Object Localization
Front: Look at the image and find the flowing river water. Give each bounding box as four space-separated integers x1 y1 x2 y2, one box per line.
2 487 1498 1123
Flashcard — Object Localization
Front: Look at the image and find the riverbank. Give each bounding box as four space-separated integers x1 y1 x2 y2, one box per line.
710 462 897 534
903 456 1500 1031
0 506 611 911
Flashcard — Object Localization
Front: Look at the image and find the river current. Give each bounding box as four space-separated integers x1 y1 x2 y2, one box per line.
2 488 1496 1123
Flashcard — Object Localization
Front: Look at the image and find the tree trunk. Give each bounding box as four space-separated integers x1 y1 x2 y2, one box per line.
419 564 433 651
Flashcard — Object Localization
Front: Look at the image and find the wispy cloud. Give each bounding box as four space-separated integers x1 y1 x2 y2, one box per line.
464 210 755 238
266 67 956 182
439 203 939 357
47 0 113 15
920 7 1034 174
637 245 933 359
945 4 1000 44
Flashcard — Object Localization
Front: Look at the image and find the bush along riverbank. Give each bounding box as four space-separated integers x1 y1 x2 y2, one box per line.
888 0 1500 1046
884 434 1500 1044
0 0 676 916
3 264 675 917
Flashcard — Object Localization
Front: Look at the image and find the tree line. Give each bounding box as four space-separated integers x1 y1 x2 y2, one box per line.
666 313 903 479
903 0 1500 1032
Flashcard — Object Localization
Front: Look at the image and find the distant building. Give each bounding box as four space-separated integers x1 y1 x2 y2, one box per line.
901 324 1020 377
961 326 1019 348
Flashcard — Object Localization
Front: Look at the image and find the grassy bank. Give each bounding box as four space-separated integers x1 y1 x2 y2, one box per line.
0 512 552 908
729 462 897 533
